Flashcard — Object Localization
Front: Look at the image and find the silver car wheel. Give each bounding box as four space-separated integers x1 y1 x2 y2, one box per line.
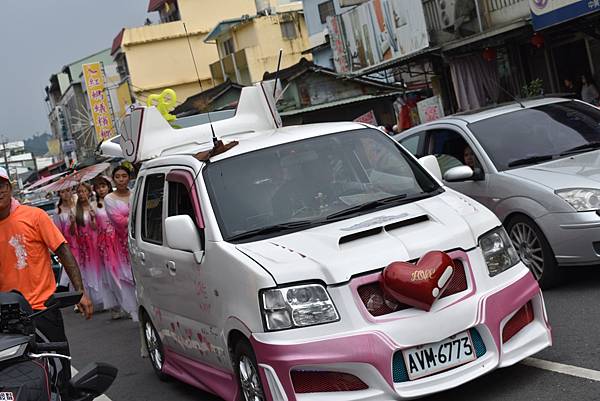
510 222 544 280
239 355 264 401
145 321 163 370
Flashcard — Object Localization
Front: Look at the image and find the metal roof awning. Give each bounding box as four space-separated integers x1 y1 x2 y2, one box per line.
441 19 530 52
279 92 401 116
350 46 441 78
204 18 246 42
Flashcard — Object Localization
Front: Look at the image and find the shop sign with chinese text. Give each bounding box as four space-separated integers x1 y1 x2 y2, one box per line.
530 0 600 30
83 63 115 142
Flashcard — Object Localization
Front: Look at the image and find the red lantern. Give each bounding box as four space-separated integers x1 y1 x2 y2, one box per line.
531 33 544 48
482 47 497 62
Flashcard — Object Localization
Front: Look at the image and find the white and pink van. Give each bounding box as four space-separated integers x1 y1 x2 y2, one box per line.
107 83 552 401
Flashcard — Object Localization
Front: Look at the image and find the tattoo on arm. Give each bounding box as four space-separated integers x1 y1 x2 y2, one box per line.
55 243 84 293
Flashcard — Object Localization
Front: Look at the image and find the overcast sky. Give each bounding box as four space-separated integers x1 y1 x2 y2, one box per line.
0 0 148 141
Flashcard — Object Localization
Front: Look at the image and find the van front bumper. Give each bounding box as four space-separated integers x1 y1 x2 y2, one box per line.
251 272 551 401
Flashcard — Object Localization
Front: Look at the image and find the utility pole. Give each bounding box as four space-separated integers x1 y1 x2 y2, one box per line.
1 136 10 180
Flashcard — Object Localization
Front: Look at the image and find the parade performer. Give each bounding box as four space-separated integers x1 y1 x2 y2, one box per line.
103 166 138 321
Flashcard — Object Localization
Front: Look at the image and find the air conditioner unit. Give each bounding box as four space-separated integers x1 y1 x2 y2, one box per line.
435 0 477 32
436 0 457 30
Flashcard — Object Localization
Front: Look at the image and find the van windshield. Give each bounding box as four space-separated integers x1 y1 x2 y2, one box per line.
203 128 441 242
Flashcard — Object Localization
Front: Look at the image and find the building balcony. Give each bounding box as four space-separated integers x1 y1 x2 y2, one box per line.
422 0 530 44
209 48 253 86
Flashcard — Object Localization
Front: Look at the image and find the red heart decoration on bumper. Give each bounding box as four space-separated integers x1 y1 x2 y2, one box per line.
380 251 456 311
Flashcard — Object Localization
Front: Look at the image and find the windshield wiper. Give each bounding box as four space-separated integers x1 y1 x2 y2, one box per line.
227 220 314 242
507 154 555 168
560 141 600 156
325 193 409 220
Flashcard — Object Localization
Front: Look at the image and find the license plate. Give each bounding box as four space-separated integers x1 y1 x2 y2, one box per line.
0 392 15 401
402 331 477 380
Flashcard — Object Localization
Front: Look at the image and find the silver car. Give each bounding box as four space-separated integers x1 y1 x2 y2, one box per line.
394 98 600 287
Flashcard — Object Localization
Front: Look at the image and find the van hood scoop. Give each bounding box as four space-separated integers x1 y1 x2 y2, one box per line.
237 191 497 285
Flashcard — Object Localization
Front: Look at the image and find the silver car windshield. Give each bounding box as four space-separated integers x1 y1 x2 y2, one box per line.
204 128 440 242
469 101 600 171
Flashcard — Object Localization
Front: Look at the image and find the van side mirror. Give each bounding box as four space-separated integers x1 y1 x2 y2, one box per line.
443 166 474 182
418 155 442 181
164 215 204 263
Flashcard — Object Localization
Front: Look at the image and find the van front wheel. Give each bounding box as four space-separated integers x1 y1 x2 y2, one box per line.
234 340 265 401
141 313 169 382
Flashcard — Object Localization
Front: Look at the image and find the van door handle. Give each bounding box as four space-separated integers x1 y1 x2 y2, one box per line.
166 261 176 276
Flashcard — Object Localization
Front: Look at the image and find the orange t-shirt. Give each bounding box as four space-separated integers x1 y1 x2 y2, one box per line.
0 204 66 310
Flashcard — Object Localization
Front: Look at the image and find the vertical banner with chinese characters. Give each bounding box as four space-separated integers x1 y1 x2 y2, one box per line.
83 63 115 142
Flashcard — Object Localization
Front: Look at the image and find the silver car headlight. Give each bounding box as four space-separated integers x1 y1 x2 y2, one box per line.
479 227 520 277
555 188 600 211
260 284 339 331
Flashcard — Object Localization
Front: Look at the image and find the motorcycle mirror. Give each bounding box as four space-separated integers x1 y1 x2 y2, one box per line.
45 292 83 309
30 292 83 320
69 362 118 397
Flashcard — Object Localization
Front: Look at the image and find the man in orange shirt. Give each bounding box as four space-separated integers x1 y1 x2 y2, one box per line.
0 167 93 390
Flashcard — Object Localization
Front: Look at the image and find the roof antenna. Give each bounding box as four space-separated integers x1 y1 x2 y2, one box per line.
493 79 525 108
183 22 219 145
273 48 283 97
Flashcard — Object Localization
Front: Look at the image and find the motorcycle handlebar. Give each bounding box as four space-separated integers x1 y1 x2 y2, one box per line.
34 342 69 354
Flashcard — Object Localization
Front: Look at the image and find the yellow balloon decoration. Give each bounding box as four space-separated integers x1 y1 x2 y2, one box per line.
147 89 177 122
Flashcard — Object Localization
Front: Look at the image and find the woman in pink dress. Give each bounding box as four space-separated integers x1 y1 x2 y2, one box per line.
71 182 104 309
103 166 138 321
53 188 78 288
93 176 126 319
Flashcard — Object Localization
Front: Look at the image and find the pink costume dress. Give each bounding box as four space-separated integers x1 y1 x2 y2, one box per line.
73 205 104 307
103 193 138 321
53 205 79 288
94 201 121 311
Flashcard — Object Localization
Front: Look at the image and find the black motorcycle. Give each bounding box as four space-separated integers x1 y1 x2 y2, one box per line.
0 291 117 401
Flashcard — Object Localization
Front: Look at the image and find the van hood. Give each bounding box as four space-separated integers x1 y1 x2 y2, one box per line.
504 150 600 189
237 190 497 285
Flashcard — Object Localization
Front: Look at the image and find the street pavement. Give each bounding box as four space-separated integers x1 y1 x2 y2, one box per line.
64 269 600 401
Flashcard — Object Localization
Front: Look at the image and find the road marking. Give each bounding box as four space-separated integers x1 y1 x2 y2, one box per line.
71 367 113 401
522 357 600 382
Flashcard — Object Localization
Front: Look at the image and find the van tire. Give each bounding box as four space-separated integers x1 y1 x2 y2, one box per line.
505 215 561 289
141 312 170 382
233 340 266 401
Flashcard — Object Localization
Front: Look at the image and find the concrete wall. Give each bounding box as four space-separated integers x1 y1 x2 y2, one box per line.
312 46 334 69
120 0 259 105
123 23 216 97
233 13 311 82
178 0 257 32
302 0 342 37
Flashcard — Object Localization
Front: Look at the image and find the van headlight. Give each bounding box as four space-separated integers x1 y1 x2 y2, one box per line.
479 227 520 277
260 284 340 331
555 188 600 211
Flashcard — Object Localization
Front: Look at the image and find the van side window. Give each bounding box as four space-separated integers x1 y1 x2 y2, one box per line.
141 173 165 245
168 181 205 249
168 182 195 223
